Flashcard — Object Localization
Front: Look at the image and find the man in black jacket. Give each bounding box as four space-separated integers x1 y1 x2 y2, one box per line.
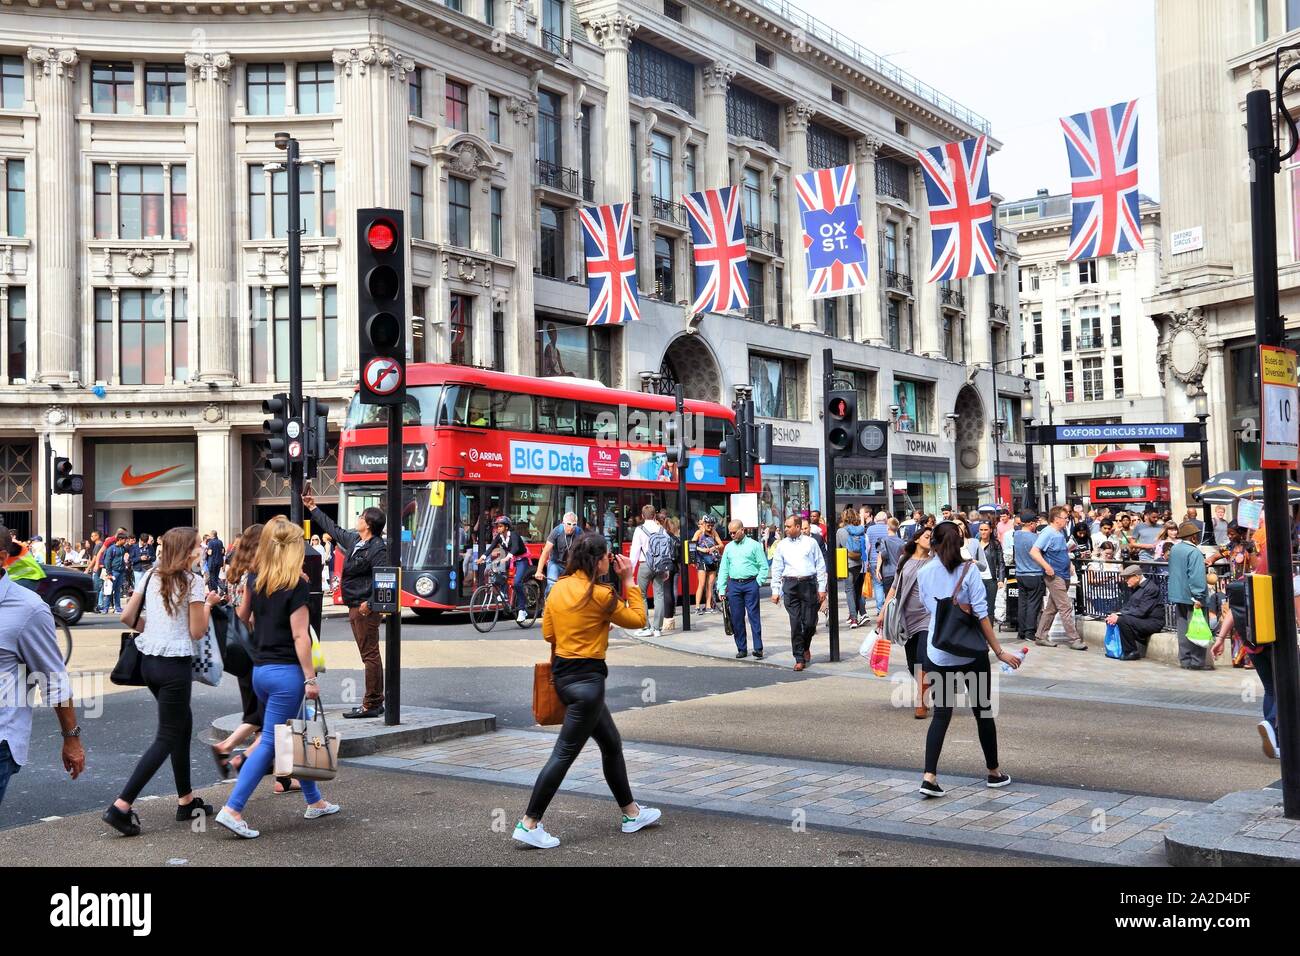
302 492 388 718
1105 564 1164 661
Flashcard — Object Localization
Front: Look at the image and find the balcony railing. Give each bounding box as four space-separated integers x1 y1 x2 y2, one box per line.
990 303 1010 322
651 196 688 226
940 286 965 309
885 269 913 295
541 30 572 57
743 304 780 323
876 167 910 202
535 159 580 195
1076 333 1104 351
651 281 676 302
745 225 783 256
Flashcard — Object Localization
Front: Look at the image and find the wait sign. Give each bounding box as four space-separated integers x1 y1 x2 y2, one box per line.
1261 345 1299 469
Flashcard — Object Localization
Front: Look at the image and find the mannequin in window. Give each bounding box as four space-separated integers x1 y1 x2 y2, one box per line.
541 324 569 377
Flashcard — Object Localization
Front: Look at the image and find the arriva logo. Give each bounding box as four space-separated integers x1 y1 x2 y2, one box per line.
468 449 479 462
469 449 502 464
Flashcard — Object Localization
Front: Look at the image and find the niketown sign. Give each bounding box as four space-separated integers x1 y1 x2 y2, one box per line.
94 441 196 502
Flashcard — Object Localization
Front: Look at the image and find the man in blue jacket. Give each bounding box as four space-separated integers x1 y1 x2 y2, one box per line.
1167 521 1211 669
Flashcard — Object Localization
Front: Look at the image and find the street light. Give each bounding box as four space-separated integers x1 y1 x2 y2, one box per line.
1043 389 1057 510
274 132 305 527
1195 392 1212 544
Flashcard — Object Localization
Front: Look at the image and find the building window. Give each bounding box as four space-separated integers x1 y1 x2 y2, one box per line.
664 0 684 21
685 144 697 193
1113 356 1125 399
410 165 425 240
628 39 696 115
1060 308 1071 352
446 79 469 132
1288 0 1299 31
807 123 849 170
1077 258 1098 284
448 176 471 248
491 187 503 256
998 396 1024 442
1063 359 1075 403
654 234 675 300
7 287 25 381
750 352 802 419
1032 311 1043 356
747 261 765 319
171 164 188 240
536 319 610 384
3 160 24 237
409 67 423 117
1058 263 1071 288
92 62 133 114
742 167 761 228
883 221 898 273
323 286 338 382
93 290 113 382
774 265 784 325
887 298 901 350
295 62 334 114
276 287 315 383
446 0 463 11
651 132 673 202
1082 357 1103 401
248 161 334 239
0 56 22 110
726 85 780 149
1030 270 1040 291
893 378 934 433
538 90 562 169
1035 362 1045 382
1079 303 1101 347
755 44 774 68
1258 0 1271 41
836 366 876 418
246 64 286 116
1110 309 1123 346
539 204 563 278
488 94 501 143
894 118 908 137
876 157 910 202
542 0 567 55
831 84 845 105
450 293 473 366
904 303 916 353
97 164 169 240
411 287 428 362
493 306 505 367
772 178 782 235
119 289 167 385
172 288 189 383
484 0 495 25
144 63 186 115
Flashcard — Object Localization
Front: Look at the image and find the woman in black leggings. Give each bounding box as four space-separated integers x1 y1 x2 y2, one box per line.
513 533 662 849
914 521 1021 798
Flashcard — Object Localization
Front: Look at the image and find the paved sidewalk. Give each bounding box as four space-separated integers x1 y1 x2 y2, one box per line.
352 729 1203 865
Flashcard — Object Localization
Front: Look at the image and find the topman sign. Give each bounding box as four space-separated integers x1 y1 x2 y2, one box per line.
1027 422 1205 445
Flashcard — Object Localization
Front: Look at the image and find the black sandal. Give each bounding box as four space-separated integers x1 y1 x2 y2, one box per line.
274 777 302 794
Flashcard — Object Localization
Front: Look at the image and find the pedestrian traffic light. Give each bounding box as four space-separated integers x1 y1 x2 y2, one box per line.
664 417 681 464
357 208 407 407
719 431 741 479
52 456 84 495
826 390 858 458
304 396 330 480
262 393 291 476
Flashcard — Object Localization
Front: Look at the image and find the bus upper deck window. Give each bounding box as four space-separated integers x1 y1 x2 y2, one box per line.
439 385 470 425
467 389 492 428
494 392 534 432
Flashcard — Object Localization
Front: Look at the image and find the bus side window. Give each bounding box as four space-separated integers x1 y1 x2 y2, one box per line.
439 385 470 426
467 389 492 428
703 416 725 453
537 397 576 435
494 392 534 432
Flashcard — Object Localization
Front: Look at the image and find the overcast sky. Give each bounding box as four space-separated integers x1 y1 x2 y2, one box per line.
799 0 1159 202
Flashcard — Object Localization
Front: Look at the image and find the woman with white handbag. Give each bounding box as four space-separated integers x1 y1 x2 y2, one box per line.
103 527 223 837
217 516 338 838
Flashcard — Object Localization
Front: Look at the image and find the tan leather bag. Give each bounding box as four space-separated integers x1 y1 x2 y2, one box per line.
532 661 566 726
274 701 341 782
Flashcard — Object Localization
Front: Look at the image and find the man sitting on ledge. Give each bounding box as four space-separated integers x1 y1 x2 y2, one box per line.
1105 564 1165 661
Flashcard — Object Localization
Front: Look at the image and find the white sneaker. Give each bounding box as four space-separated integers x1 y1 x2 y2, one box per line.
652 629 661 638
512 821 560 848
621 806 662 833
215 808 260 839
633 627 654 638
516 610 528 624
1259 721 1280 760
304 802 341 820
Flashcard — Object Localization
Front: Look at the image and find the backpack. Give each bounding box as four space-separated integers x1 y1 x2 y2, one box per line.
846 526 867 565
646 529 675 577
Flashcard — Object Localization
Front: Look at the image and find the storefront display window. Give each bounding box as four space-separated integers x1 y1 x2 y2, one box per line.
893 378 934 434
758 465 819 524
893 468 950 516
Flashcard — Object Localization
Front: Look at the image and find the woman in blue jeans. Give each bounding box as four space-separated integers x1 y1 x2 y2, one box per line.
217 516 338 838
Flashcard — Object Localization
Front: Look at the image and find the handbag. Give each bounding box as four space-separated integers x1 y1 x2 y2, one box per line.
930 562 989 658
216 605 255 679
722 599 734 636
532 660 566 726
273 699 341 782
192 623 224 686
109 633 145 686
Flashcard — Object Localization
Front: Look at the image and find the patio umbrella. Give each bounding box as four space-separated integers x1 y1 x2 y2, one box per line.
1192 470 1300 504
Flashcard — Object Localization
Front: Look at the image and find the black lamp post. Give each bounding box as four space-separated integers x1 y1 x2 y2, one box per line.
1195 392 1212 544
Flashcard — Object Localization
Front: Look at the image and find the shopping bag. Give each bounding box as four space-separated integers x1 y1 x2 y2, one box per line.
191 626 224 687
273 701 341 782
311 627 327 674
1186 608 1214 647
1104 622 1123 659
994 585 1007 625
532 661 566 726
859 629 875 659
868 637 892 677
861 573 874 601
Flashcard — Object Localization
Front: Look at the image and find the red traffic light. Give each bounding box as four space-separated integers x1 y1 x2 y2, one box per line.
366 220 397 252
829 397 849 420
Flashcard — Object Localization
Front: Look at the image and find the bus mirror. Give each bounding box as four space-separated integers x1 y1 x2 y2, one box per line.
430 481 445 507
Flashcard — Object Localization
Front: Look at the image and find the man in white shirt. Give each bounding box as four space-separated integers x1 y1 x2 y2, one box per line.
628 504 665 637
770 515 827 671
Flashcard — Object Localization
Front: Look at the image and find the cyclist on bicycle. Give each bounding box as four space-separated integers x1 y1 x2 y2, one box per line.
480 516 531 624
2 535 46 592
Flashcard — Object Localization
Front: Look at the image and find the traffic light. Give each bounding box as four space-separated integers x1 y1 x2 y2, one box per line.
755 422 774 465
719 430 741 479
304 397 329 480
664 416 681 464
262 393 291 476
826 390 858 458
357 208 407 406
52 456 84 495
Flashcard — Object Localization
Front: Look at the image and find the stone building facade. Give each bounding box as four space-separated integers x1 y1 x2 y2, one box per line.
0 0 1030 541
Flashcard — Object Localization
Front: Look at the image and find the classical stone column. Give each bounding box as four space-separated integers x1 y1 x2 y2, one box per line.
27 47 79 384
969 275 991 366
854 135 883 345
914 167 941 357
509 96 538 376
184 51 236 383
700 63 734 189
588 14 638 202
785 102 815 331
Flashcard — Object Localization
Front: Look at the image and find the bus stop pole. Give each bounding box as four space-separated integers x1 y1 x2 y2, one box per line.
1247 87 1300 815
384 406 402 726
676 384 691 634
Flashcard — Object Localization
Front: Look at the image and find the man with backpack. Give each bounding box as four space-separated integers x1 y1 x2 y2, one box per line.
1104 565 1165 660
629 504 671 638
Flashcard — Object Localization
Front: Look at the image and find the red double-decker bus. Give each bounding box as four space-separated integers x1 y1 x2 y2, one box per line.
335 364 755 617
1089 449 1170 511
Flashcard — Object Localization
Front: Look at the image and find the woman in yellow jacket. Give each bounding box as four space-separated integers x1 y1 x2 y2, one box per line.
514 533 663 849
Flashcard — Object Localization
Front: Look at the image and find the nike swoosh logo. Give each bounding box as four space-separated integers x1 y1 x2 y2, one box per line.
122 464 182 487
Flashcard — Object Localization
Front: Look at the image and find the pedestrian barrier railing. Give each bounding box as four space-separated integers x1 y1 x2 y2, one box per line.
1071 558 1235 632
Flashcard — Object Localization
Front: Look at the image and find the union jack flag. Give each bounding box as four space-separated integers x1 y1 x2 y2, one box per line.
1060 99 1143 261
794 164 868 299
579 202 640 326
915 135 997 282
684 186 749 316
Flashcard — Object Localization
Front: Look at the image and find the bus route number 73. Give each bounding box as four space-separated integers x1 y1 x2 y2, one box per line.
404 445 428 471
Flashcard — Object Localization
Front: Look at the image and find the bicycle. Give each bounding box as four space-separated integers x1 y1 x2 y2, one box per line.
52 604 74 665
469 557 542 633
